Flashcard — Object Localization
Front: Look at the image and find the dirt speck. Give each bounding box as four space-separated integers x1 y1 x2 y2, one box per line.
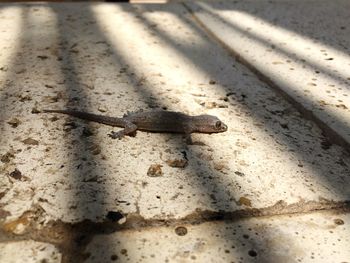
213 161 228 172
238 197 252 207
0 209 11 218
334 218 344 225
22 138 39 146
9 168 23 180
18 94 32 102
7 118 21 128
98 107 107 113
199 101 228 109
1 150 15 163
31 107 40 114
37 55 48 60
166 159 188 168
336 104 348 109
82 127 94 137
248 250 257 257
106 211 124 222
234 171 245 177
89 144 101 155
147 164 163 177
175 226 188 236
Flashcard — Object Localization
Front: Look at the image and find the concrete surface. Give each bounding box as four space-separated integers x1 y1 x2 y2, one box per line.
0 240 61 263
84 211 350 263
0 1 349 262
185 0 350 148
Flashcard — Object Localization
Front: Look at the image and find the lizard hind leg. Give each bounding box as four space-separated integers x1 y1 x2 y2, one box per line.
108 122 138 139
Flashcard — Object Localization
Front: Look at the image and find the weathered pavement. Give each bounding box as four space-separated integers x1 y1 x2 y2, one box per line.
0 1 349 262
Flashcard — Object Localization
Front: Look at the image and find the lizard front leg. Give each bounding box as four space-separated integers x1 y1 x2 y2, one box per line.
183 125 205 145
108 122 138 139
183 125 194 145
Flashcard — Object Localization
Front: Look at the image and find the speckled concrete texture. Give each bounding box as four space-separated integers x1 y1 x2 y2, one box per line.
0 240 61 263
0 2 349 262
85 211 350 263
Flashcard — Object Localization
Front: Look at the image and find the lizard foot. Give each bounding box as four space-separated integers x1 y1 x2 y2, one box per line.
108 131 124 139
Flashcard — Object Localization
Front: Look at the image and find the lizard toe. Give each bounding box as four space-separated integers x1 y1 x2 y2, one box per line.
108 131 124 139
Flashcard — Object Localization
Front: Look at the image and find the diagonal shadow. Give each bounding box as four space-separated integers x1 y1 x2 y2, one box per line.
117 3 349 260
186 1 350 92
0 4 107 260
47 3 263 261
47 3 118 261
0 4 28 222
0 3 264 262
199 0 350 56
140 2 350 148
126 2 350 199
182 1 350 147
0 4 26 135
1 2 348 261
140 0 350 86
44 2 350 261
88 2 350 261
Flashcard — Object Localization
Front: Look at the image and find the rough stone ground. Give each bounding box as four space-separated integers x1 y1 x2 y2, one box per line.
0 1 349 262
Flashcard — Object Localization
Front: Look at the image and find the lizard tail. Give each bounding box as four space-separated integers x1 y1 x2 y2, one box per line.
42 109 125 127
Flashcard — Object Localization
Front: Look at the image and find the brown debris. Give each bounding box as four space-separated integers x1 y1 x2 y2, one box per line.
238 196 252 207
7 118 21 128
166 159 188 168
147 164 163 177
22 138 39 146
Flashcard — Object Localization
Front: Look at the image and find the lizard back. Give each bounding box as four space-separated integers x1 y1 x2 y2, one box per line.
125 110 192 133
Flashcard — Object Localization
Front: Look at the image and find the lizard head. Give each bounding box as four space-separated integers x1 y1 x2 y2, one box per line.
194 115 228 133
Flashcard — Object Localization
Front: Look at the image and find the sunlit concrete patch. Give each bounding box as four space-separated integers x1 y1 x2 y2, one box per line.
0 240 61 263
0 2 349 227
0 6 22 84
84 211 350 263
185 0 350 147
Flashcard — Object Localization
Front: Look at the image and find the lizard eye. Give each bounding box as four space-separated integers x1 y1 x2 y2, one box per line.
215 121 221 128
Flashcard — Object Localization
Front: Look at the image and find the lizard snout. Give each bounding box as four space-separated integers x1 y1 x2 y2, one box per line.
221 122 228 132
212 119 228 133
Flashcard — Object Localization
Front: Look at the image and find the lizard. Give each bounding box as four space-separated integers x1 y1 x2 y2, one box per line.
42 109 228 139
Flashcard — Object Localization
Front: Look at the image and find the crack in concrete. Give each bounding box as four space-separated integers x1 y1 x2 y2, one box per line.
0 199 349 262
134 180 143 215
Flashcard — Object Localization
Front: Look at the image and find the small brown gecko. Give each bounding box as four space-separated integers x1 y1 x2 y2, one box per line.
42 109 228 139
